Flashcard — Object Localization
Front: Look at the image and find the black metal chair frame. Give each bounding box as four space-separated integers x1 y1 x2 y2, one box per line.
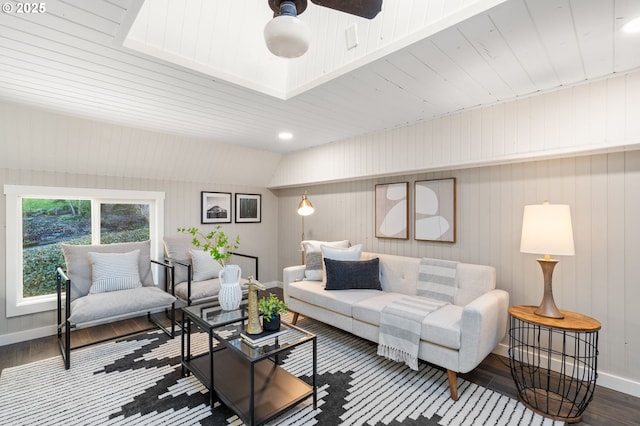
56 259 176 369
166 251 259 307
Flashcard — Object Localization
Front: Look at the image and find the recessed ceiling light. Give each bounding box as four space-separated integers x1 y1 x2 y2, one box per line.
622 16 640 33
278 131 293 140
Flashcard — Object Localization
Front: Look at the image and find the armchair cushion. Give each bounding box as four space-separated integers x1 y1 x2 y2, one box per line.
68 286 176 325
88 250 141 294
163 235 193 284
61 240 154 301
189 248 223 281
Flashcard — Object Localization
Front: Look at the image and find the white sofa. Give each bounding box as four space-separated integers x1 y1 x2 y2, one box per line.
283 251 509 400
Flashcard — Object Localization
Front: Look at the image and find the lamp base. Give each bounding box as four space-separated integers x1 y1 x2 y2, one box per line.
534 258 564 319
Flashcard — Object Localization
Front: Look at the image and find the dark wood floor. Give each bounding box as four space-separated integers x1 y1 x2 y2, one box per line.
1 291 639 425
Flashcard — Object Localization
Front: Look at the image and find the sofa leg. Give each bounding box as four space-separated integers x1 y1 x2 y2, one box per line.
291 312 299 325
447 370 459 400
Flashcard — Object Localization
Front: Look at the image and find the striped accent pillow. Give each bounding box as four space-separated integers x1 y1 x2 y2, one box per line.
416 258 458 303
88 249 142 294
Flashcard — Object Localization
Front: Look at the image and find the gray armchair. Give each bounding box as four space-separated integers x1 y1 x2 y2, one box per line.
56 240 176 369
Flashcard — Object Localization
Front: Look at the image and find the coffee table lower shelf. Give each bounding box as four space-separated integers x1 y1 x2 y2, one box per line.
184 349 313 426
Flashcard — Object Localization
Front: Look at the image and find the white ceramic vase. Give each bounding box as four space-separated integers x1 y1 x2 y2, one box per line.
218 264 242 310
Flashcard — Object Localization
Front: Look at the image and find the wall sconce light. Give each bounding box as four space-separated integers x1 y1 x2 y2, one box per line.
297 192 314 263
520 201 575 319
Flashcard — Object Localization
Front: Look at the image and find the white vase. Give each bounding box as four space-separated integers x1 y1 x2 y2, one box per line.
218 264 242 310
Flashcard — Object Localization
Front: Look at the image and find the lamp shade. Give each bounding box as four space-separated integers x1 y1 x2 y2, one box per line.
520 203 575 256
264 15 311 58
297 194 314 216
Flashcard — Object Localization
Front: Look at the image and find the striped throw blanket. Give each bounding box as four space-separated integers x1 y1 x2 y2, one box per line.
377 297 447 370
416 258 458 303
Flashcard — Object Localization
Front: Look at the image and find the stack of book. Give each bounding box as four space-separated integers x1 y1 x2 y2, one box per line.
240 328 287 347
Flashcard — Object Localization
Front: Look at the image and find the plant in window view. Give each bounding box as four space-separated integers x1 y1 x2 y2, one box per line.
22 199 91 297
22 200 150 298
178 226 240 267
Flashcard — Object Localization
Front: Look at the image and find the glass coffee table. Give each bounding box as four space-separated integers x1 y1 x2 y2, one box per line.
181 301 317 426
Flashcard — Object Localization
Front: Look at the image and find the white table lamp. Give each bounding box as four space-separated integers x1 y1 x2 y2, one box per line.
520 202 575 318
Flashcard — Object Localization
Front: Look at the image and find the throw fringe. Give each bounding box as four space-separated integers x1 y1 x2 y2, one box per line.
377 344 419 371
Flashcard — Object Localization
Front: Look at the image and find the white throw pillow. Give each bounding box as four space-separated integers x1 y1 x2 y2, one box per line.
88 249 142 294
189 248 223 281
321 244 362 261
320 244 363 283
302 240 349 280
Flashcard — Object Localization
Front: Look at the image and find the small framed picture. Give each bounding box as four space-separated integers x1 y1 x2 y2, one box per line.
235 193 261 223
375 182 409 239
201 191 232 224
414 178 456 243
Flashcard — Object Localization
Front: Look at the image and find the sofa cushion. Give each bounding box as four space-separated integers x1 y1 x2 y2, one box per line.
421 304 463 350
352 292 407 325
163 235 194 284
88 250 142 294
61 241 154 301
68 286 176 325
416 258 458 303
324 258 381 290
361 252 420 295
288 280 382 317
454 263 496 306
189 248 223 281
353 292 462 350
302 240 349 280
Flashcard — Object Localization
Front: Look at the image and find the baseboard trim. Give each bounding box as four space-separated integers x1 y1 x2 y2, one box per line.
0 324 57 346
494 342 640 398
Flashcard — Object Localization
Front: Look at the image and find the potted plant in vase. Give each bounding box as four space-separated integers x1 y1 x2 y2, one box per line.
258 293 288 331
178 226 241 310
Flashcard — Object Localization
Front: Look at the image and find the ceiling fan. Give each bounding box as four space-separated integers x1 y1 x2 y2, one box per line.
264 0 383 58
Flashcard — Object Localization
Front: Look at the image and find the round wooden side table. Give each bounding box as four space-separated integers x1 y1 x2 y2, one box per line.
508 305 601 423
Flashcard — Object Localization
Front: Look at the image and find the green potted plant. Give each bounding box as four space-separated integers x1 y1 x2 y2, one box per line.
178 226 242 310
258 293 288 331
178 225 240 268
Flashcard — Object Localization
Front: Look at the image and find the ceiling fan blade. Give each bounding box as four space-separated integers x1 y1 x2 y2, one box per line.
310 0 382 19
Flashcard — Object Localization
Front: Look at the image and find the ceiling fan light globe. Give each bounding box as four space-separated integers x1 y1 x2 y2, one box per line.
264 15 311 58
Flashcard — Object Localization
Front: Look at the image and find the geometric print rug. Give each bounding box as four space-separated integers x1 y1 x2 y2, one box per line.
0 315 564 426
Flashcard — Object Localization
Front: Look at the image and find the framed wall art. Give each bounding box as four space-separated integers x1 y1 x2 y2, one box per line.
235 193 261 223
414 178 456 243
201 191 232 224
375 182 409 239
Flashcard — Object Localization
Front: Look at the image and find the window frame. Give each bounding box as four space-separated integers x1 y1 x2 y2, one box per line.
4 185 165 318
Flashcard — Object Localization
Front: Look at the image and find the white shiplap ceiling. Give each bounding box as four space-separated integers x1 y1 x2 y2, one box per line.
1 0 640 154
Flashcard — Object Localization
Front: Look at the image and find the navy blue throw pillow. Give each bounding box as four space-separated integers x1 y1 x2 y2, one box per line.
324 258 382 290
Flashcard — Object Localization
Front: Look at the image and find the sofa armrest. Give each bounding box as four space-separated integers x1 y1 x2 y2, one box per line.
458 289 510 373
283 265 305 303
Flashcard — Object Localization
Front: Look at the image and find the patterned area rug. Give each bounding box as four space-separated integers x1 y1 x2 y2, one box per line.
0 315 563 425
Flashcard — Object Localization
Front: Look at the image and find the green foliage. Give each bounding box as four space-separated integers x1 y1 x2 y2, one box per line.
178 226 240 267
258 293 288 321
23 229 148 298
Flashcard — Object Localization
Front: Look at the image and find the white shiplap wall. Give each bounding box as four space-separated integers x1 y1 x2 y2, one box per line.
269 69 640 188
276 151 640 394
0 106 281 341
0 102 282 187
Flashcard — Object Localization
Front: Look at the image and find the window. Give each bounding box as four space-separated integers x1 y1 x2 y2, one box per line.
4 185 165 317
